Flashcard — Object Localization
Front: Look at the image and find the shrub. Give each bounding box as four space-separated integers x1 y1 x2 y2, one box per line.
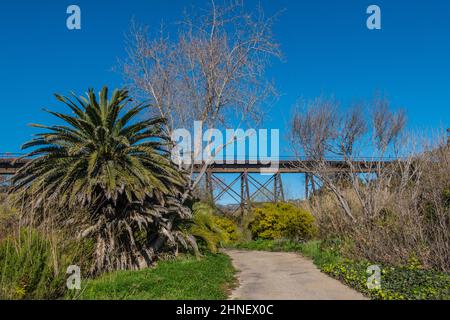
212 215 240 243
0 229 64 299
0 228 93 299
189 203 228 253
250 202 317 241
189 203 243 252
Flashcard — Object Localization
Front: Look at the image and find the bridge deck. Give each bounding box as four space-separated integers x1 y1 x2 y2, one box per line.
1 156 391 175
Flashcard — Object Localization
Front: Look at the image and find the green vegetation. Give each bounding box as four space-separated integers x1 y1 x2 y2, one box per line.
0 229 93 299
233 238 306 252
0 221 237 300
10 87 191 273
234 239 450 300
0 0 448 302
321 258 450 300
0 229 64 299
189 202 242 253
213 215 240 243
0 196 17 241
1 87 208 300
71 254 235 300
250 202 317 241
189 203 228 254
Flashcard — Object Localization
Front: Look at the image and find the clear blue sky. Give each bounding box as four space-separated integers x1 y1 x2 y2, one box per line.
1 0 449 200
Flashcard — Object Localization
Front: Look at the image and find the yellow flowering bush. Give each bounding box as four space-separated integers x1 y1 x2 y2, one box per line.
213 215 241 243
250 203 317 241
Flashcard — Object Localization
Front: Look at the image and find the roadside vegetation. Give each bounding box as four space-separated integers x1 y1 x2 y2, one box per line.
0 228 93 299
250 202 317 241
68 254 235 300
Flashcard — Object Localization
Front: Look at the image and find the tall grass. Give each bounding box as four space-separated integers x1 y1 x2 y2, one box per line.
0 229 67 299
0 215 94 300
308 143 450 272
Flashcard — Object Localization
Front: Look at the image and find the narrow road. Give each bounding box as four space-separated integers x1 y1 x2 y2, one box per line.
224 249 366 300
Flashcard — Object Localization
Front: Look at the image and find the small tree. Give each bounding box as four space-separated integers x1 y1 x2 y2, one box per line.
11 87 192 273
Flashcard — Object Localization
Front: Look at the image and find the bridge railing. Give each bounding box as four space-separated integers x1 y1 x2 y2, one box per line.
0 153 399 162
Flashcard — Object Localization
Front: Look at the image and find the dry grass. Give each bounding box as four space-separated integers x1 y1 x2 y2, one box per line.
308 144 450 272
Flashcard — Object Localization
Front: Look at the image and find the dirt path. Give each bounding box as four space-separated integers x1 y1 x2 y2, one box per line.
224 249 366 300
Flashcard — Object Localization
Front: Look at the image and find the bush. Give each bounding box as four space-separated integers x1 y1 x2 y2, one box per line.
250 202 317 241
0 228 93 299
212 215 240 243
189 202 244 252
189 203 228 253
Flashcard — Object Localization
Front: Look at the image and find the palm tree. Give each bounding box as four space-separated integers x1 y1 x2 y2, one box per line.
11 87 192 272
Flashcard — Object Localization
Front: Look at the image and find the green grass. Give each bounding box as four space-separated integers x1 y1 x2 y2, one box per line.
233 239 340 266
233 238 306 252
233 239 342 269
69 254 236 300
232 239 450 300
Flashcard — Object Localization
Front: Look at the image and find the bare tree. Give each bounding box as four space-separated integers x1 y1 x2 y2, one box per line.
372 95 406 155
289 95 407 222
123 0 282 201
304 129 449 271
290 96 450 271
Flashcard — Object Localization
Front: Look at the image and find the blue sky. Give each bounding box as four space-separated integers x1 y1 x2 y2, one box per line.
1 0 449 201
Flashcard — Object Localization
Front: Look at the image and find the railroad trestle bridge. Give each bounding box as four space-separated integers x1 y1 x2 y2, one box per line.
1 153 393 213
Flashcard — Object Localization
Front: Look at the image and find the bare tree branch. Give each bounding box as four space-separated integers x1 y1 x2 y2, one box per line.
122 1 282 200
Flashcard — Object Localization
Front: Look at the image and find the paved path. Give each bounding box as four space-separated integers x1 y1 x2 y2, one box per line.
224 249 366 300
